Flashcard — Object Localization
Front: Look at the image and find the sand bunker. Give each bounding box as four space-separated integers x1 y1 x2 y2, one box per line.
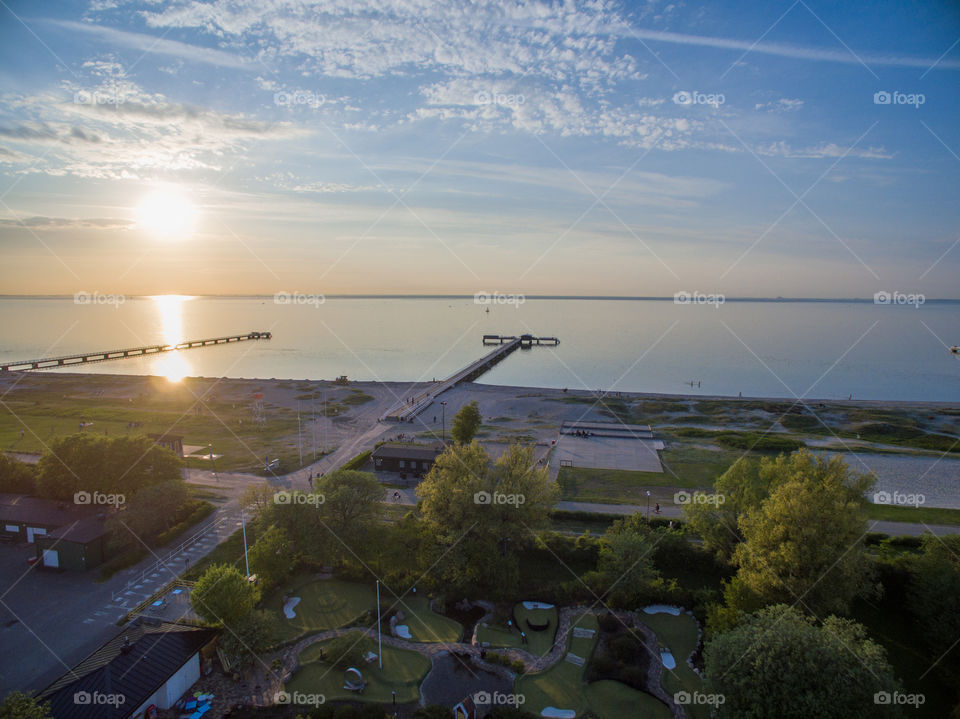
523 601 555 610
541 708 576 718
395 624 412 639
643 604 681 615
660 650 676 670
283 597 301 619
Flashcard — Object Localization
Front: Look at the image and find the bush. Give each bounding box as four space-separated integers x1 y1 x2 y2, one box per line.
155 501 216 547
339 450 371 471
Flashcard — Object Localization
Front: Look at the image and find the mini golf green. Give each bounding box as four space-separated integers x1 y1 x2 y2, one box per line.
287 632 431 704
517 613 672 719
476 602 558 657
639 609 707 719
391 595 462 644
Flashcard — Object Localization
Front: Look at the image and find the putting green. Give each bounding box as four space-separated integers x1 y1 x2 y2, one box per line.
517 613 672 719
639 610 707 719
287 632 431 704
390 595 462 644
476 603 558 657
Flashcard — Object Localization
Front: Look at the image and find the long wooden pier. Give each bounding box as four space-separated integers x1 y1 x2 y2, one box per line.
382 333 558 422
0 331 273 372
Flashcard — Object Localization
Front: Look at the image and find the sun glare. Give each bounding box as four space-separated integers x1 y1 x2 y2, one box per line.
152 294 194 382
135 188 197 239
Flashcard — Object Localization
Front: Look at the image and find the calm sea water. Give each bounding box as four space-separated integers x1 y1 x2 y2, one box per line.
1 297 958 401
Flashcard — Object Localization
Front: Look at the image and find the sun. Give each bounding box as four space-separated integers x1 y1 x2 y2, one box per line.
135 188 198 239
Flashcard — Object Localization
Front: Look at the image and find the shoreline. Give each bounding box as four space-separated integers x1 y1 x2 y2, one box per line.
4 370 959 408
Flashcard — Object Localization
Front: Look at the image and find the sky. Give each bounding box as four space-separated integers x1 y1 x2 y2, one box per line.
0 0 958 298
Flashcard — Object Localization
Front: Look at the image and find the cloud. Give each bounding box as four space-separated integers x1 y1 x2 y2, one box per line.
45 19 251 70
755 98 804 113
755 140 893 160
0 215 133 230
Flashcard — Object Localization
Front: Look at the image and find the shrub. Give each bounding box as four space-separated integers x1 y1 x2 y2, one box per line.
155 501 216 547
339 450 371 471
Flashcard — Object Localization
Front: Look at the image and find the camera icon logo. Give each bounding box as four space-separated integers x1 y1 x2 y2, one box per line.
274 692 291 705
672 91 692 105
873 91 891 105
873 291 891 305
873 491 891 505
674 691 692 705
474 491 492 505
673 490 691 505
74 692 91 705
473 691 492 704
74 491 92 505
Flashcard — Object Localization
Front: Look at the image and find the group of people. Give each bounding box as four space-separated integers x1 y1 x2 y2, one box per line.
571 429 593 438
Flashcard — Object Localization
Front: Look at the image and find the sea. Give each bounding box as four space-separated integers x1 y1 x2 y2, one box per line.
1 296 958 402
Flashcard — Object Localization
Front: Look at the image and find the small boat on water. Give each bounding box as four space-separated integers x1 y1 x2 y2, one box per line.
952 346 960 355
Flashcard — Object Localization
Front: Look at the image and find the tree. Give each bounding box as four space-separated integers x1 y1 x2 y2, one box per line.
218 610 277 666
726 451 877 617
417 442 558 594
36 434 182 500
704 604 901 719
591 515 660 605
450 400 482 444
0 454 37 495
907 535 960 669
263 491 330 563
239 482 276 515
191 564 258 627
315 470 383 562
0 692 52 719
683 457 779 563
248 525 295 591
116 481 190 541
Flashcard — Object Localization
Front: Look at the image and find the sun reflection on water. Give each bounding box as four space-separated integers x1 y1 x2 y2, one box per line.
151 295 194 382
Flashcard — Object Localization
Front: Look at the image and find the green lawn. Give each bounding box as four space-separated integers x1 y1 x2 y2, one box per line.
287 632 431 704
865 503 960 526
266 578 461 644
638 610 708 719
476 603 558 656
516 613 671 718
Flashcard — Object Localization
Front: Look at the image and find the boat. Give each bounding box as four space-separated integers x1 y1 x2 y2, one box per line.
952 346 960 355
485 307 490 313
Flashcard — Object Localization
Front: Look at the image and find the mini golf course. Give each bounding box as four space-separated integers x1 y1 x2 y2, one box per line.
287 632 431 704
476 602 559 657
516 612 672 719
267 577 460 644
640 607 707 719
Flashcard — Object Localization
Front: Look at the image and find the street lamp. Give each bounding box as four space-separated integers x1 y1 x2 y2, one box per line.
646 490 651 521
441 401 447 444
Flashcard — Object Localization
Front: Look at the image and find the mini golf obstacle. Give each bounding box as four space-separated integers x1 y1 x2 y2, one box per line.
344 667 367 694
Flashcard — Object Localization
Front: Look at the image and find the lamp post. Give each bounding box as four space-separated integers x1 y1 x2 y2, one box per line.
441 401 447 444
646 490 651 521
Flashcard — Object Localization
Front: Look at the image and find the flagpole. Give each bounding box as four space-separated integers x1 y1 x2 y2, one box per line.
376 580 383 669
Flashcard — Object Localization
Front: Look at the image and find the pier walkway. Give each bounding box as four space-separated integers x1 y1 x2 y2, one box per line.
0 331 272 372
381 333 560 422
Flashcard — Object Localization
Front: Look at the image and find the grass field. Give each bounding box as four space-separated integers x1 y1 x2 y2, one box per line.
516 612 671 719
287 632 431 704
266 577 461 644
638 610 708 719
476 603 558 656
865 503 960 526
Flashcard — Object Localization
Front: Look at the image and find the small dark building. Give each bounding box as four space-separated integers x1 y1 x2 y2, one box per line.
0 493 94 545
40 621 217 719
372 443 443 477
148 433 184 458
35 516 110 571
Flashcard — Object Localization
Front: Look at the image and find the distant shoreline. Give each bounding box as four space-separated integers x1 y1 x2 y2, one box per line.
2 295 960 303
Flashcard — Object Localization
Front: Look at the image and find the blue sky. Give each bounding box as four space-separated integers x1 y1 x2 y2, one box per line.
0 0 958 297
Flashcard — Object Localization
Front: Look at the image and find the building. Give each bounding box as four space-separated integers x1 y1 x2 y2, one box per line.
148 433 184 458
372 443 443 478
0 494 111 571
40 620 217 719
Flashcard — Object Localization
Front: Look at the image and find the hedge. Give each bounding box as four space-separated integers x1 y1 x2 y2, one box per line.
155 500 216 547
338 450 372 471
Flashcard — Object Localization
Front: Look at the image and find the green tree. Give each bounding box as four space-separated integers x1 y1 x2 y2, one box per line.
191 563 258 627
591 515 660 605
0 454 37 495
727 451 877 617
417 442 558 594
450 400 482 444
248 525 295 591
704 604 901 719
116 481 190 540
218 609 277 666
316 470 383 561
907 535 960 666
36 434 182 500
0 692 52 719
683 457 779 563
262 490 329 562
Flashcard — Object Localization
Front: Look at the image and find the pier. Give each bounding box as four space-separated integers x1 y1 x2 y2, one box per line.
382 333 558 422
0 331 272 372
